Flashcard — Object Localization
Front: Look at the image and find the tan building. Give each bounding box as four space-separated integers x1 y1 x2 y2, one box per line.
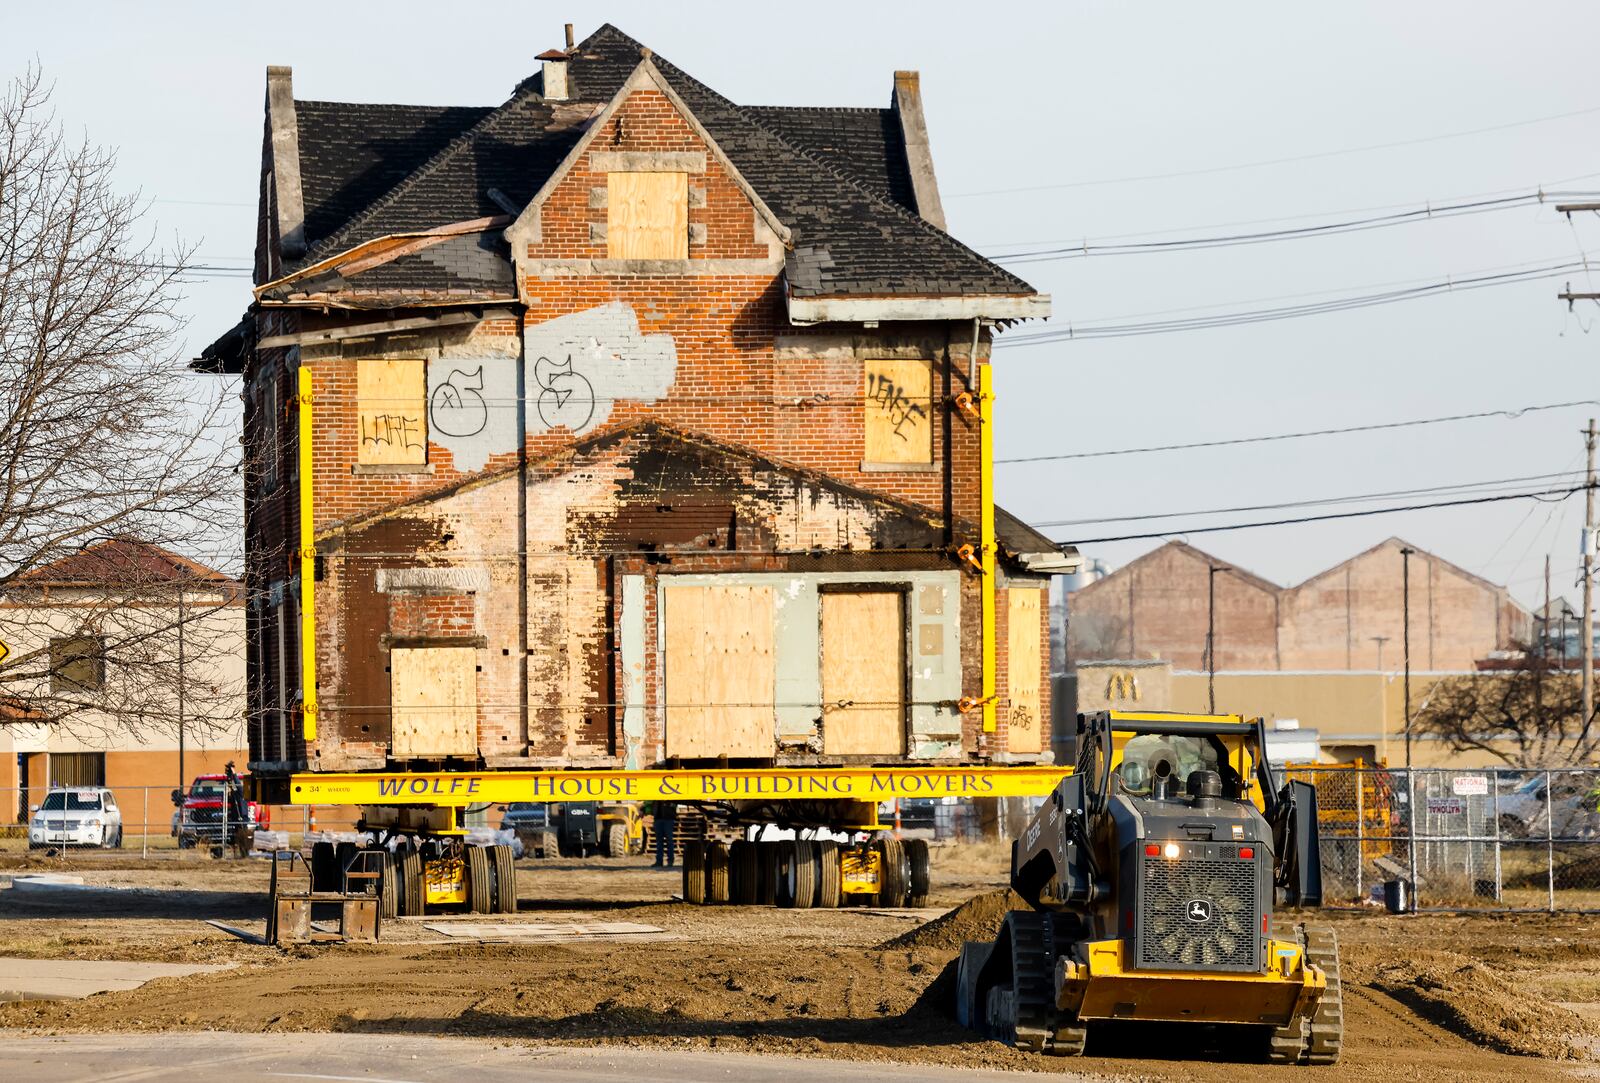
1069 537 1530 672
0 541 246 829
1080 657 1501 768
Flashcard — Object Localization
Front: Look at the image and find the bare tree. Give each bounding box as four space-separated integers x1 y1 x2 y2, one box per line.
1411 643 1599 768
0 65 241 740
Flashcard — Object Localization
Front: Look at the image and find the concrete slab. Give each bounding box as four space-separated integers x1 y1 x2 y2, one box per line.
8 873 87 893
420 920 679 943
0 957 232 1003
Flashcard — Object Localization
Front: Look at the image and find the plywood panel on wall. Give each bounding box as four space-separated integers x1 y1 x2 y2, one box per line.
608 171 688 259
663 584 775 758
390 646 477 757
863 358 933 464
357 358 427 465
1007 588 1044 754
821 590 905 755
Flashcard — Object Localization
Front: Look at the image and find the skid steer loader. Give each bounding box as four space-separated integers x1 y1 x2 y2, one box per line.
956 711 1341 1065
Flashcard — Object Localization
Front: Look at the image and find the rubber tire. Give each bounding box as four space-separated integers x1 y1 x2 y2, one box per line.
311 841 337 892
773 840 799 908
109 827 123 849
816 840 842 908
539 830 559 859
379 850 400 919
778 839 817 909
682 839 707 905
757 841 781 906
730 840 760 905
493 844 517 914
467 845 493 914
877 838 909 907
706 841 731 904
399 846 424 916
905 838 931 907
606 822 628 859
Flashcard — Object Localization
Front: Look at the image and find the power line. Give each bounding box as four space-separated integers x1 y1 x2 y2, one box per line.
988 191 1589 264
947 103 1600 199
1033 471 1586 529
1055 484 1591 546
974 170 1600 250
998 259 1588 345
996 398 1600 464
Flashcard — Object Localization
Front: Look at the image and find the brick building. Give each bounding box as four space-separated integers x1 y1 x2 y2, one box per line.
1068 537 1531 672
0 540 246 827
196 24 1070 777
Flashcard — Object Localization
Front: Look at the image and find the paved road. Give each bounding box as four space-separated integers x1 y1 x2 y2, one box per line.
1 1030 1083 1082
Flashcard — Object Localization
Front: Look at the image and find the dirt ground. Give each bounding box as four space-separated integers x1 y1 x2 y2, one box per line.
1 842 1597 1080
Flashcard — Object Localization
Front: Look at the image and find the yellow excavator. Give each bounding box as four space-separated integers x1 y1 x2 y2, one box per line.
956 711 1341 1064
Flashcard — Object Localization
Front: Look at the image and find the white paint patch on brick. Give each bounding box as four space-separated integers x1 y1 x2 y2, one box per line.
523 302 678 436
375 567 492 594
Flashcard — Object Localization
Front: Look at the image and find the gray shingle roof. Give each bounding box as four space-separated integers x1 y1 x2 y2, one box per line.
296 102 493 247
742 106 917 212
282 23 1035 301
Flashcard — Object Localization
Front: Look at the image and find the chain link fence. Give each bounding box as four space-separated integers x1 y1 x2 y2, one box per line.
1285 765 1600 912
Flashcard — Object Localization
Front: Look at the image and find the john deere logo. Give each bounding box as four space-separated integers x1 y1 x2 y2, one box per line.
1186 899 1213 923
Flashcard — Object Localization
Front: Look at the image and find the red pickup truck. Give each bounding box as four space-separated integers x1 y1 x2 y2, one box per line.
172 774 268 849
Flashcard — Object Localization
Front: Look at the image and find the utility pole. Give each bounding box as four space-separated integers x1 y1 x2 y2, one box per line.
177 582 186 792
1584 420 1597 733
1401 547 1414 774
1207 564 1230 713
1401 544 1416 911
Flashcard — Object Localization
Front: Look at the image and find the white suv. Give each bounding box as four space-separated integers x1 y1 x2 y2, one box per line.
28 787 124 849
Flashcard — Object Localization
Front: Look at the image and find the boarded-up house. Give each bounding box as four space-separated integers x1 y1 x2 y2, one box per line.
196 24 1069 779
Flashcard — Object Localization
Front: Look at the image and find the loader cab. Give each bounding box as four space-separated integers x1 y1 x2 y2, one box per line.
1105 712 1265 812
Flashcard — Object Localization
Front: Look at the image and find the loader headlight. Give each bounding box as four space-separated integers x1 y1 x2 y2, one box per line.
1163 842 1181 859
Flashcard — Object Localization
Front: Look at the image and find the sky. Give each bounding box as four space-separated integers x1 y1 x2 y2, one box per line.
4 1 1598 609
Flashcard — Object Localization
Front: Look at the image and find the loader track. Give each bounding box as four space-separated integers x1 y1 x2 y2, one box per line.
1266 920 1343 1065
1005 912 1087 1056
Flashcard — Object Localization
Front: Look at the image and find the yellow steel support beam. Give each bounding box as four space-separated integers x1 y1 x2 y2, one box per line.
979 360 997 733
297 365 318 742
287 764 1074 807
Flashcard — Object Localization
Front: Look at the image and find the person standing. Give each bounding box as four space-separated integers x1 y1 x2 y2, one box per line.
652 800 679 868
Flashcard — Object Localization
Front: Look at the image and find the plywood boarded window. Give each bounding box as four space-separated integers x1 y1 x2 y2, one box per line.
607 172 688 259
863 358 933 464
357 358 427 465
1007 589 1044 754
662 584 774 758
821 590 905 755
390 646 477 757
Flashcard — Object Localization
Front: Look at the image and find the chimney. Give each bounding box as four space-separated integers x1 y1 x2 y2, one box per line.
892 70 947 232
565 23 575 51
539 48 570 101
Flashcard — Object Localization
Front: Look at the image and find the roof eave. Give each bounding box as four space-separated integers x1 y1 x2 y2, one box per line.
785 291 1051 326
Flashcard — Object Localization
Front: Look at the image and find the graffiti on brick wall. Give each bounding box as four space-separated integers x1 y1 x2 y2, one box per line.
428 366 489 438
524 302 676 436
533 355 597 432
426 355 517 471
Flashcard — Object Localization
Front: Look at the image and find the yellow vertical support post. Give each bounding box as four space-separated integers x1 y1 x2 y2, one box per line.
979 361 997 734
297 365 318 742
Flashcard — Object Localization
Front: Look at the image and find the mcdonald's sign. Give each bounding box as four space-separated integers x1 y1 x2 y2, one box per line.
1105 670 1141 702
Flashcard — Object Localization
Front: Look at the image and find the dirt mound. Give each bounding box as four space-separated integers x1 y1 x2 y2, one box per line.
1367 949 1592 1059
878 889 1025 952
